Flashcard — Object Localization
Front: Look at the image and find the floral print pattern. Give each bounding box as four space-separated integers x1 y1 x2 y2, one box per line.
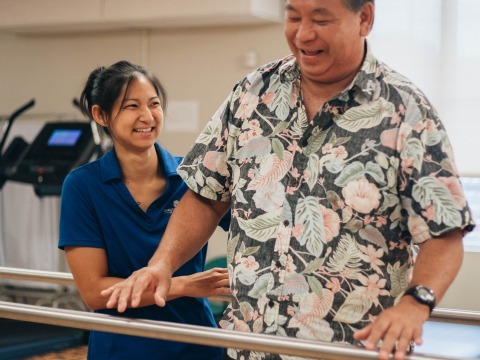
177 43 475 360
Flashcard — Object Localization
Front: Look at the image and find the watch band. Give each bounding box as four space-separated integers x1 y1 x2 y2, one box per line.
403 285 435 314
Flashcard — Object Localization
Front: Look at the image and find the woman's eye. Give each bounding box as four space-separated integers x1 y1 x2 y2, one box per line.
124 104 137 109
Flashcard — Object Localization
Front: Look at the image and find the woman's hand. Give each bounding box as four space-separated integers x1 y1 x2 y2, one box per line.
101 266 231 312
173 267 231 299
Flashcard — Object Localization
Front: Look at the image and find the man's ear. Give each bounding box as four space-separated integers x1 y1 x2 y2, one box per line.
91 105 107 127
359 2 375 36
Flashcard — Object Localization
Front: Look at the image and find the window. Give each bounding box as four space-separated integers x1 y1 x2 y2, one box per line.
370 0 480 176
462 177 480 251
370 1 480 251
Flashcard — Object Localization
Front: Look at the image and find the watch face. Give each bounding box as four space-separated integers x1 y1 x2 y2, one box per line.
405 285 435 312
417 286 435 302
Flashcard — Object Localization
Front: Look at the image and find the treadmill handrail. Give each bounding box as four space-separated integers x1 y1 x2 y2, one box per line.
0 99 35 155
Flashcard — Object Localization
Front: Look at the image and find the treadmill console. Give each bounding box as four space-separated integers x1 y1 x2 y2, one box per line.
9 121 96 195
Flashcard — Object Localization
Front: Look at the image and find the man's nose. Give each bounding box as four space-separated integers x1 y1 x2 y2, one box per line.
296 21 316 43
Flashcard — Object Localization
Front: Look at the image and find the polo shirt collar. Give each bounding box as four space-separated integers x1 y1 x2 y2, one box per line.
158 145 180 177
100 142 178 183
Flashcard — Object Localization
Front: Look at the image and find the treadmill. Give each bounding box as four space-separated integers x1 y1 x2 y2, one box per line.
0 99 98 196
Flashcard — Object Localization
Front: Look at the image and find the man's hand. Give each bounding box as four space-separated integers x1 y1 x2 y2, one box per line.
101 265 171 313
354 296 430 360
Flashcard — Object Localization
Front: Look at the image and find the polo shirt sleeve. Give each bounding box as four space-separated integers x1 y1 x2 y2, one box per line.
58 171 105 250
398 107 476 244
177 85 240 203
218 209 231 232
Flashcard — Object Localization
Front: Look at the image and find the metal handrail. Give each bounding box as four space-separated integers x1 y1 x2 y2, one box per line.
0 266 75 286
429 308 480 327
1 266 480 326
0 301 461 360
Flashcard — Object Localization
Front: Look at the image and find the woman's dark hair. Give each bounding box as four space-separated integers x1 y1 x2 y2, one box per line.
342 0 374 12
79 61 167 135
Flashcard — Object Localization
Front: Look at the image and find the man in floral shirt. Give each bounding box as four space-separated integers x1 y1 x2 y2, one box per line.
104 1 475 359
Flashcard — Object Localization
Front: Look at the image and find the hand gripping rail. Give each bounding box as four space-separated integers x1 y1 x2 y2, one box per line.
1 266 480 326
0 301 463 360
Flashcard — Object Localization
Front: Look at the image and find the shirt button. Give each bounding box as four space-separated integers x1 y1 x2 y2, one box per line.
283 220 289 226
268 300 274 308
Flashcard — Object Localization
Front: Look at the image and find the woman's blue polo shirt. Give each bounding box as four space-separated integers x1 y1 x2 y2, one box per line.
58 143 226 360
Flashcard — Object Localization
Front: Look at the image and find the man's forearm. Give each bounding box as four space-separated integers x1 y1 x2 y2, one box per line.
353 228 465 358
148 189 230 274
408 228 464 304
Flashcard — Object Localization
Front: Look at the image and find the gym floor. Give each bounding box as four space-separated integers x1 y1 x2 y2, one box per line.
21 345 87 360
0 318 87 360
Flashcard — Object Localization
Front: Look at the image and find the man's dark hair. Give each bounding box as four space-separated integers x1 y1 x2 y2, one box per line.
342 0 374 12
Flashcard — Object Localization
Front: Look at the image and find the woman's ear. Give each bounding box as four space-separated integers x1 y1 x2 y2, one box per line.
91 105 107 127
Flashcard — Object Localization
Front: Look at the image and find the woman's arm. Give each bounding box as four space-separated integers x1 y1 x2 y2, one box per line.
65 246 230 311
101 190 231 312
65 246 155 310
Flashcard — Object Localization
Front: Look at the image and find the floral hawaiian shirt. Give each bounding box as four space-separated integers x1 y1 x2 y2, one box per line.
177 43 475 360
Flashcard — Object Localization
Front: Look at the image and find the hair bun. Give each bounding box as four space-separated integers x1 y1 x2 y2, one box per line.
79 66 106 119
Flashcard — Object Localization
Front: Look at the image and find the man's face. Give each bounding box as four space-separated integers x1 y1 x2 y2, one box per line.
284 0 373 86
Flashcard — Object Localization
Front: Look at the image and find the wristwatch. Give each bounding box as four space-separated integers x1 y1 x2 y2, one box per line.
403 285 436 314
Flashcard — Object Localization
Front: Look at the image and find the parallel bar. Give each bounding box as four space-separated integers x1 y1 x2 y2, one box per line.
2 267 480 326
0 301 455 360
430 308 480 327
0 266 75 286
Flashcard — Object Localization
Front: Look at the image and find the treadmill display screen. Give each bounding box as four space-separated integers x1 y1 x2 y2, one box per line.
47 129 82 146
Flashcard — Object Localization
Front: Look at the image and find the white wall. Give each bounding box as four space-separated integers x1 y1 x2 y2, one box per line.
0 6 478 311
0 26 288 152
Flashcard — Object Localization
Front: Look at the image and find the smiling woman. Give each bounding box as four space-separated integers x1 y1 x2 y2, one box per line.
58 61 230 360
80 62 168 211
